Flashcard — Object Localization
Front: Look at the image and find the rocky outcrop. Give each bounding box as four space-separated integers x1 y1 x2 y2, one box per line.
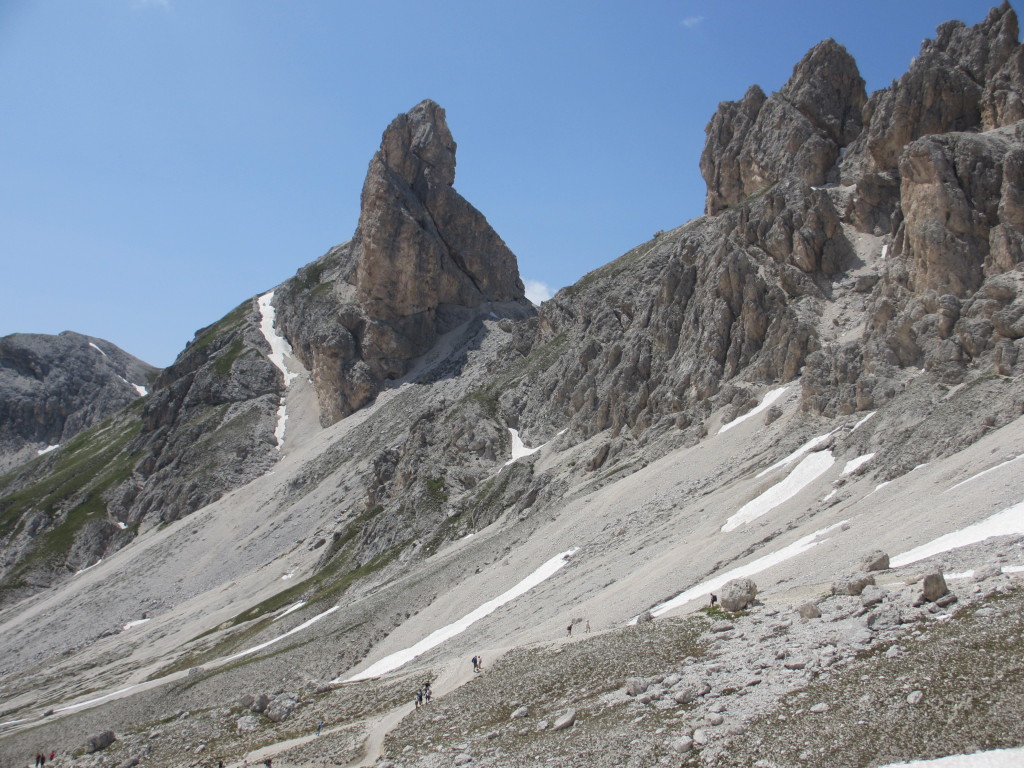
701 40 865 214
0 332 156 474
278 100 533 424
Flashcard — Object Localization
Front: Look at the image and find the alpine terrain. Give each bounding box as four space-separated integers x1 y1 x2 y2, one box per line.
1 5 1024 768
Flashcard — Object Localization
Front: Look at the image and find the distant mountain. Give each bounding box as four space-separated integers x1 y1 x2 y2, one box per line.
0 331 156 474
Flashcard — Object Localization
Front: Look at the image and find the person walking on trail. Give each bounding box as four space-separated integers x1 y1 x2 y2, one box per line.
471 655 478 673
566 622 573 637
710 593 718 607
316 721 324 736
423 681 432 703
477 653 483 671
415 688 423 709
585 620 591 634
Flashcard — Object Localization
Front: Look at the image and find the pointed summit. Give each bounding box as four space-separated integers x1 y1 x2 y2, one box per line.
355 100 527 358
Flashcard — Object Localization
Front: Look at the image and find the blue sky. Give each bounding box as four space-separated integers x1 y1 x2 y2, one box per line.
0 0 1012 367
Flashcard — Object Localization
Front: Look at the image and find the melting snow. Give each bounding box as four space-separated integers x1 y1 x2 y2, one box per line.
842 453 875 475
851 411 876 432
505 428 543 465
944 454 1024 494
36 444 59 456
717 387 788 435
636 521 848 622
226 606 339 662
722 450 835 532
274 601 306 621
56 683 142 714
879 746 1024 767
881 244 889 260
280 572 295 580
342 548 578 682
123 618 150 630
115 521 127 530
258 291 298 449
89 342 108 356
891 499 1024 568
757 430 837 478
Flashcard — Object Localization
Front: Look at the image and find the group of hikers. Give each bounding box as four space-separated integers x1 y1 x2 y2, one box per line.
565 619 591 637
413 680 433 708
33 753 54 767
471 654 484 672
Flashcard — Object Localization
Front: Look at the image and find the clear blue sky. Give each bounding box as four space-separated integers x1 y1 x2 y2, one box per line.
1 1 1012 367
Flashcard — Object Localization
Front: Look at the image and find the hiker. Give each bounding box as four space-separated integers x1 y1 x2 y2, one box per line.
264 759 272 768
49 755 55 764
710 593 718 607
415 688 423 708
477 654 483 670
471 655 478 672
423 681 432 703
585 620 591 634
316 721 324 736
566 622 572 637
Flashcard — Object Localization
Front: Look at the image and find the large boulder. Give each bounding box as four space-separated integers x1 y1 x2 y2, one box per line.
719 578 758 611
86 730 117 753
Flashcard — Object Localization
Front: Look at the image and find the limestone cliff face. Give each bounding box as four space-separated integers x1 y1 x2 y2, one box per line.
0 332 156 474
701 40 866 215
278 99 532 424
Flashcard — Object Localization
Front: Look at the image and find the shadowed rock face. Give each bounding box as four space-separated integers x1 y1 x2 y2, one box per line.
0 332 156 473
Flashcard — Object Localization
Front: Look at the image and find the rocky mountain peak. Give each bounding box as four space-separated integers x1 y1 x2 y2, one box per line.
700 39 865 215
355 99 526 333
780 38 866 146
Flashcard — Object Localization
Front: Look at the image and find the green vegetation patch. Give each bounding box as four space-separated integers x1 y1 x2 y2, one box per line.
193 300 252 352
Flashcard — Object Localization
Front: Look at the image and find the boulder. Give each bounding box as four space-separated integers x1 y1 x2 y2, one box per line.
265 695 299 723
861 550 890 571
922 570 949 602
798 602 822 619
236 715 259 733
831 573 875 596
625 678 649 697
250 693 270 713
552 709 576 731
86 730 117 753
510 705 529 720
719 578 758 611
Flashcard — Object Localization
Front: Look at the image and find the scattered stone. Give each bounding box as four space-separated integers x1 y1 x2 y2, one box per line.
693 728 710 745
861 550 890 571
670 736 694 753
510 706 529 720
237 716 259 733
832 573 875 596
860 585 885 607
637 610 655 623
454 755 472 766
809 703 830 714
552 709 576 731
250 693 270 713
907 690 924 705
626 678 649 696
707 713 725 726
922 570 949 602
798 602 822 619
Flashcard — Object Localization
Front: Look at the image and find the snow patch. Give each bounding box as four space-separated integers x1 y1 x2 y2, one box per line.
722 450 835 532
341 549 578 682
851 411 876 432
891 499 1024 568
879 746 1024 767
274 601 306 621
89 342 108 356
505 428 543 465
636 521 848 622
881 244 889 260
123 618 150 630
757 430 837 478
36 444 59 456
226 606 339 662
115 521 127 530
258 291 298 449
842 453 875 475
280 572 294 580
944 454 1024 494
717 387 789 435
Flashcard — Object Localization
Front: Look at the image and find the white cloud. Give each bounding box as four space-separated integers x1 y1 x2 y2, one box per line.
524 279 552 306
681 15 705 28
